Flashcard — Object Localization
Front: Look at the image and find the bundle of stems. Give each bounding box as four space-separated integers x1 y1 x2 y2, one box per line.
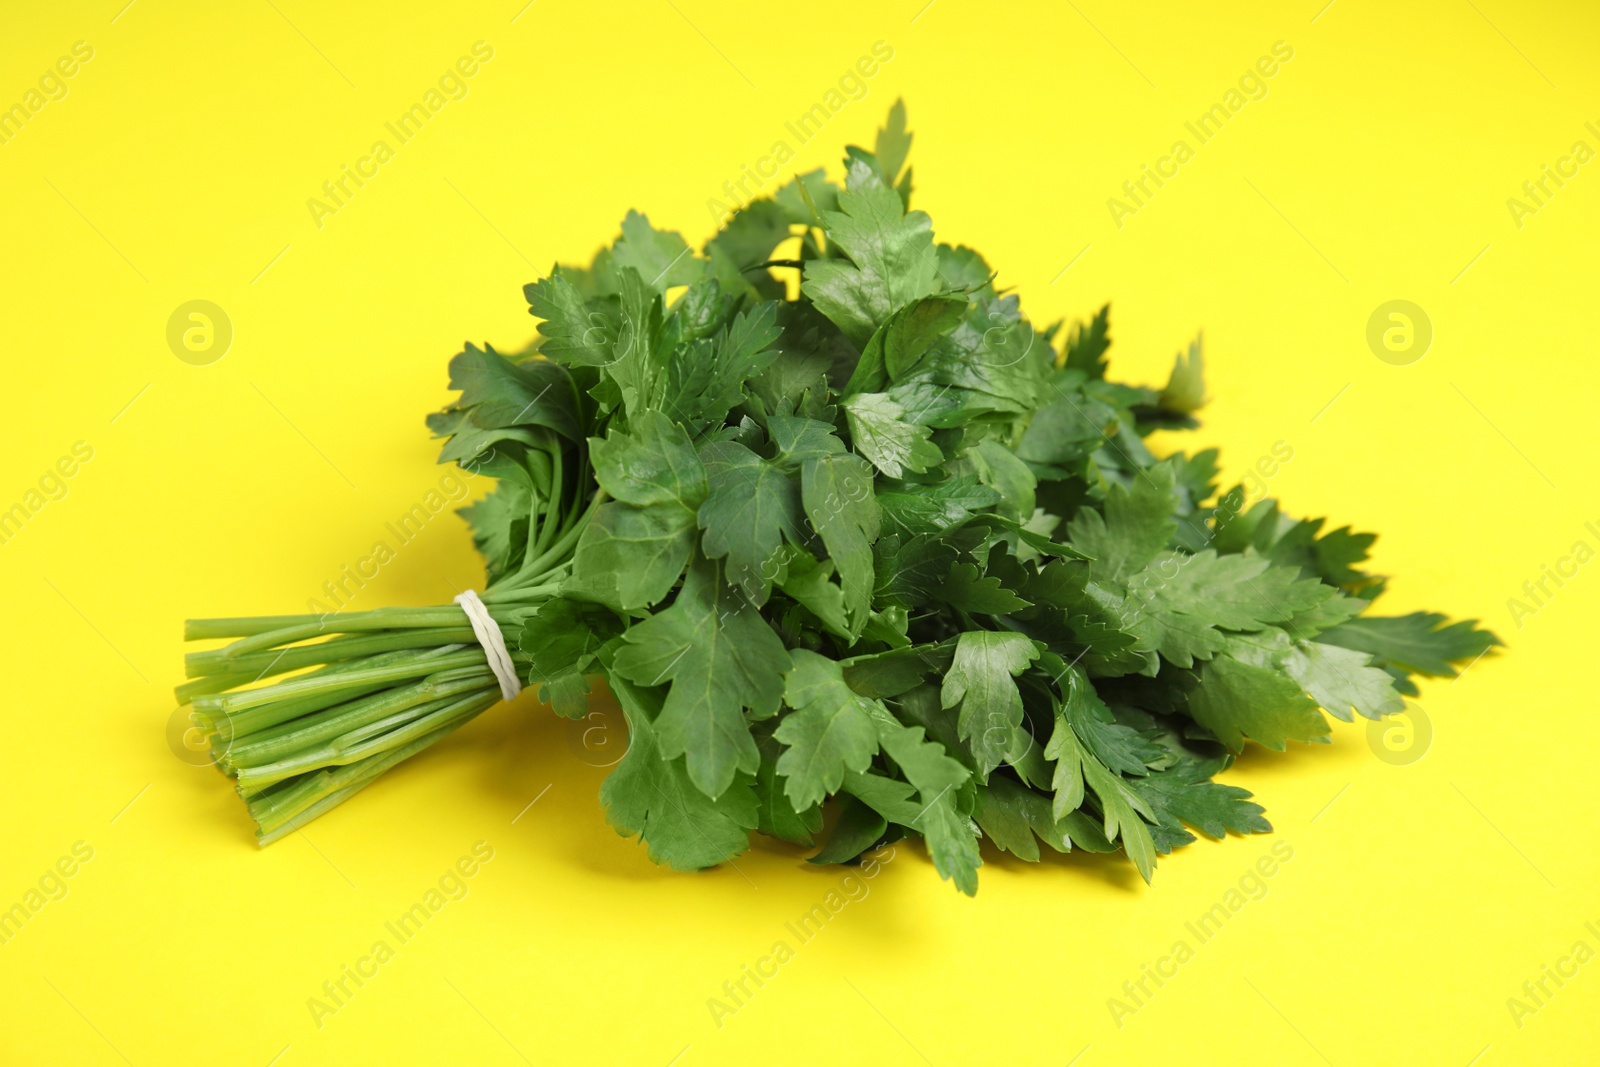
178 481 603 844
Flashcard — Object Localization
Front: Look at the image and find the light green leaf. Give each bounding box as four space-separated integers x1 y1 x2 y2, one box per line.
524 269 611 367
1285 640 1406 722
774 650 881 810
1067 460 1178 581
519 598 623 718
842 393 943 479
874 98 912 187
800 160 939 345
800 452 881 633
590 411 707 508
1044 715 1156 882
611 564 792 797
1159 334 1206 413
600 672 757 870
1319 612 1501 679
940 631 1040 775
569 501 694 612
612 210 701 292
774 547 852 639
697 441 802 606
1187 653 1329 752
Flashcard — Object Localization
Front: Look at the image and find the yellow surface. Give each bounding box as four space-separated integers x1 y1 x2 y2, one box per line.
2 1 1596 1063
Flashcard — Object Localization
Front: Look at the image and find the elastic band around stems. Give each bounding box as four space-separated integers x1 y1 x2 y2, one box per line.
453 589 523 701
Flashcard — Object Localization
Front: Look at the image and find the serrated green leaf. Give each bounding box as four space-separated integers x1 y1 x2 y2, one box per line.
874 98 913 188
435 343 582 443
876 474 1000 534
935 561 1031 614
800 160 939 345
1044 710 1157 881
611 563 791 798
1068 460 1177 581
1058 663 1162 776
1285 639 1405 722
600 672 757 870
807 795 886 864
1118 549 1335 668
754 728 822 846
774 547 852 639
1319 612 1501 679
1158 334 1206 413
1187 653 1329 752
697 441 802 606
1062 304 1111 378
520 598 623 718
800 452 881 633
663 303 782 435
569 501 695 613
524 269 612 367
590 410 707 508
941 631 1040 776
842 392 943 478
457 481 531 583
705 198 791 275
865 700 970 797
1130 760 1270 841
613 210 701 292
775 651 881 810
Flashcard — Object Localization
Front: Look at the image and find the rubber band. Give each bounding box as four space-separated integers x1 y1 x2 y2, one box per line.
453 589 522 701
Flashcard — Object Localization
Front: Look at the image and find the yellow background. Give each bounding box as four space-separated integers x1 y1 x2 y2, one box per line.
2 1 1596 1063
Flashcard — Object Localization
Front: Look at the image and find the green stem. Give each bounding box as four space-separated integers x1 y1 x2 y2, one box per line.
192 645 465 733
221 671 494 770
186 615 334 640
186 626 477 679
235 689 496 790
530 442 564 561
250 707 489 844
210 608 478 660
503 488 606 591
181 463 602 847
197 648 488 714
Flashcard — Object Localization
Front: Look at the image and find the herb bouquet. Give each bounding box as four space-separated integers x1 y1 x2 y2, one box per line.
178 103 1497 893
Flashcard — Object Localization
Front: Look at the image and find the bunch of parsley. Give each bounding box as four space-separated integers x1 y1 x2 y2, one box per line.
181 103 1496 892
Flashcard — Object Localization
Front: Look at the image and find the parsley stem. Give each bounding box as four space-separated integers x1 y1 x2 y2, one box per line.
220 670 494 770
208 608 480 659
185 626 477 679
515 487 606 582
199 649 490 713
234 688 496 789
186 615 335 639
249 707 489 844
529 442 565 561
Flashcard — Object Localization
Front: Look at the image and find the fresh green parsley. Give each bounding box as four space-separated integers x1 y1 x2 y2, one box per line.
179 102 1499 893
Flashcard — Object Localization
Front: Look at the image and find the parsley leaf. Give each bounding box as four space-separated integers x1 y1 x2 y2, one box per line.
941 631 1041 776
799 451 881 634
1068 461 1178 581
601 671 758 869
1319 611 1501 681
841 393 943 478
775 651 881 809
611 561 791 798
801 160 939 345
1187 653 1330 752
520 598 623 718
696 441 802 605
